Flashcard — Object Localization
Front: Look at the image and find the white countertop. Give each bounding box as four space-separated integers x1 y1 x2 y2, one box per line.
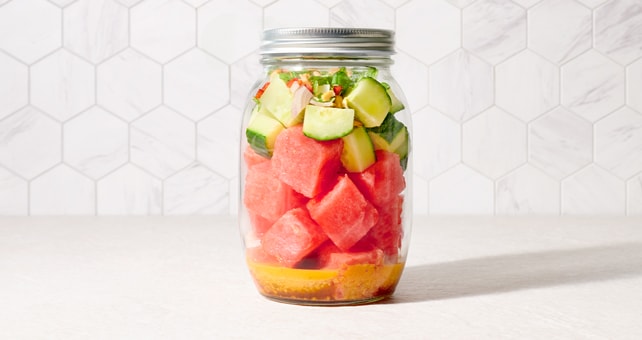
1 216 641 339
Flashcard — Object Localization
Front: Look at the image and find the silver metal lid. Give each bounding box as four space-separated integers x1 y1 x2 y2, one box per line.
260 27 395 58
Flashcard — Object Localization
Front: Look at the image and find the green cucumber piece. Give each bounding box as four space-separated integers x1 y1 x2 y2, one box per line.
260 73 304 127
367 113 409 170
246 105 284 158
382 82 405 114
302 105 354 141
344 77 391 128
341 126 376 173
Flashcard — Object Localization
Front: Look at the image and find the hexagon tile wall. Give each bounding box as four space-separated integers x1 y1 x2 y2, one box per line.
1 0 641 216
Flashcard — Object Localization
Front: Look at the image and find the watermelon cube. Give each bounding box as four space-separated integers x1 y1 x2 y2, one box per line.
244 161 307 223
359 195 403 258
248 211 274 236
243 145 269 168
271 125 343 198
307 174 379 251
261 207 328 267
317 242 384 269
350 150 406 208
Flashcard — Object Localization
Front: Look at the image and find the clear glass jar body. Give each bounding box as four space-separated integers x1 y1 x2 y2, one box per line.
239 56 412 305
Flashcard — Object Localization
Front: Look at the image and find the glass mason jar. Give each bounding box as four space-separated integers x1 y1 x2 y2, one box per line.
239 28 412 305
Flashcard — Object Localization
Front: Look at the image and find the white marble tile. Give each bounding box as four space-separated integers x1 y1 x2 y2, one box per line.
250 0 277 6
627 59 642 114
131 106 196 179
528 0 592 64
97 49 162 121
230 52 263 110
49 0 79 6
562 164 625 215
446 0 475 8
0 167 28 215
561 50 625 122
429 164 494 215
627 174 642 215
412 107 460 180
163 163 229 215
63 107 128 179
463 0 526 64
30 50 95 121
429 49 494 122
397 0 459 65
0 107 61 179
30 164 95 215
114 0 142 7
330 0 394 29
264 0 329 29
198 0 262 64
97 164 162 215
496 50 559 122
496 164 560 215
595 108 642 180
379 0 410 8
529 107 593 179
575 0 607 7
164 49 229 121
391 51 429 111
512 0 542 8
412 174 429 215
0 52 28 119
182 0 209 7
0 0 61 64
594 0 642 65
130 0 196 63
463 107 527 179
228 176 239 215
197 105 241 179
63 0 128 63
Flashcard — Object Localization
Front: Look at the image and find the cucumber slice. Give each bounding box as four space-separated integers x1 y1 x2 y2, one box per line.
367 113 409 170
341 126 376 173
302 105 354 141
382 82 405 114
246 105 284 158
260 73 305 127
344 77 391 128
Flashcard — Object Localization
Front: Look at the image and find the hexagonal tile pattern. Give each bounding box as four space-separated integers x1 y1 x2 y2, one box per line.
446 0 476 8
0 52 28 119
31 50 95 121
130 0 195 63
0 167 28 215
496 50 559 122
528 0 592 64
97 49 162 121
412 175 429 215
64 107 128 179
412 107 460 180
496 165 560 215
230 52 263 109
562 164 625 215
561 50 625 122
264 0 329 29
512 0 542 8
529 107 593 179
330 0 394 29
429 49 494 122
197 105 241 179
627 59 642 114
429 164 494 214
30 165 95 215
114 0 143 7
182 0 209 6
164 49 229 121
63 0 128 64
198 0 261 64
391 51 429 111
131 106 195 179
0 0 60 64
97 164 162 215
576 0 607 7
595 108 642 180
627 174 642 215
463 0 526 64
594 0 642 65
164 164 229 215
463 107 527 179
0 107 61 179
397 0 459 65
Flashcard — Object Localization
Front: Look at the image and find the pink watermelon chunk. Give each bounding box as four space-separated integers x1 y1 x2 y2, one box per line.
359 195 403 259
350 150 406 208
261 207 328 267
248 211 274 236
307 174 379 251
271 125 343 198
244 145 268 168
244 161 307 223
316 241 384 269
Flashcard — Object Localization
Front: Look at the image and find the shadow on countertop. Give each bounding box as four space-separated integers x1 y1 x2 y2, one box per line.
387 242 642 303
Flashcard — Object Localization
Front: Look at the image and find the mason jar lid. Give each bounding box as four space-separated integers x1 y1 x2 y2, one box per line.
260 27 395 60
